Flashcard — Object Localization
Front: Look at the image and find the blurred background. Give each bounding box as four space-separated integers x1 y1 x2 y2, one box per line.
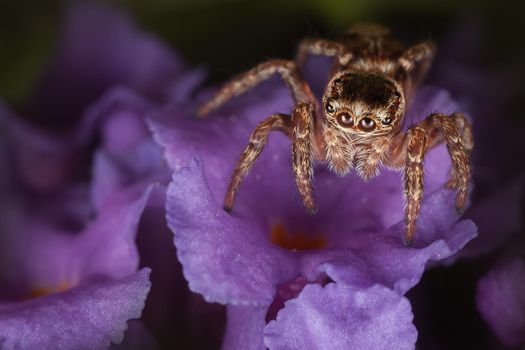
1 1 523 349
1 0 523 106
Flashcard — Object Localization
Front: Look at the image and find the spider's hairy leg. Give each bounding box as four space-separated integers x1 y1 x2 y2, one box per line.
386 112 472 244
398 41 436 94
296 39 353 70
291 102 316 213
403 126 429 245
427 113 472 213
196 60 314 117
452 112 474 151
224 114 291 212
398 41 436 73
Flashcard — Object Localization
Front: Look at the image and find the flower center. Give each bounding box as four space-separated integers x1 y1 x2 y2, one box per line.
270 223 327 251
29 282 70 299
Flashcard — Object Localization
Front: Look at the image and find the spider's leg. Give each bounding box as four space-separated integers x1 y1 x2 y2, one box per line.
397 41 436 96
428 113 472 213
385 112 472 244
446 112 474 189
403 126 429 245
296 39 352 70
291 102 316 213
224 114 291 212
398 41 436 75
196 60 313 117
453 112 474 151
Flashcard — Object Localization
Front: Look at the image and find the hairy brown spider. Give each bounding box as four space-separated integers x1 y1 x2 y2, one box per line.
196 23 473 245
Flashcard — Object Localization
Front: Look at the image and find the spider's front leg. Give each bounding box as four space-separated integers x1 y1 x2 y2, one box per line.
224 114 291 212
291 102 317 213
386 113 472 245
196 60 314 117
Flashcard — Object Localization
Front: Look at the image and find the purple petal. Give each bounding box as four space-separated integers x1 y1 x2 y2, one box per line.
477 258 525 347
264 283 417 350
0 268 151 350
149 83 294 204
0 183 152 294
223 306 267 350
309 190 477 295
166 158 297 305
77 87 154 148
84 88 169 208
0 101 76 193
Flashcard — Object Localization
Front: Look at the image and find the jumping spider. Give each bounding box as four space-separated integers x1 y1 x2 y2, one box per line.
196 23 473 245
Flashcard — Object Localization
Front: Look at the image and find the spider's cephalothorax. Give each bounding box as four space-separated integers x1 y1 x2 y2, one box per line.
196 23 474 245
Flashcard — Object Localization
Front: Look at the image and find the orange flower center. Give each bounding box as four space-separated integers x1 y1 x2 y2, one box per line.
270 223 327 251
29 282 70 299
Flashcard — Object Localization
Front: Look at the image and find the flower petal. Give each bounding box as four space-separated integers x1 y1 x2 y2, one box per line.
477 258 525 347
264 283 417 350
0 268 151 350
166 158 297 305
310 189 477 295
0 182 152 293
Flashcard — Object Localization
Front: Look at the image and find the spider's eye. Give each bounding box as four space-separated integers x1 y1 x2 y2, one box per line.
394 91 401 99
381 117 393 125
325 101 336 114
336 112 353 127
359 117 376 131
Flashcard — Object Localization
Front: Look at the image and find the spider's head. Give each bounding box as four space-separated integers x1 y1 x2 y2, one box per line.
322 72 405 137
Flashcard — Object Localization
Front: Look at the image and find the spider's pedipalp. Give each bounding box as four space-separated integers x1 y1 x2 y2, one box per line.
224 114 291 212
195 60 314 117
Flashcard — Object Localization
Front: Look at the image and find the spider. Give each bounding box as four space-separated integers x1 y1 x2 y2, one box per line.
196 23 473 245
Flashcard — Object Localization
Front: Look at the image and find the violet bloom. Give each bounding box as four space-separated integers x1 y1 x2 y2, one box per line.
0 2 202 195
150 72 478 348
0 3 204 348
0 171 153 349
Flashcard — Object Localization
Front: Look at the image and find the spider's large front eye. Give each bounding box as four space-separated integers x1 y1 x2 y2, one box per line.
325 101 336 114
337 112 354 127
359 117 376 131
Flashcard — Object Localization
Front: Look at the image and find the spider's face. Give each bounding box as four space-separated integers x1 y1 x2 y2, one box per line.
322 72 405 137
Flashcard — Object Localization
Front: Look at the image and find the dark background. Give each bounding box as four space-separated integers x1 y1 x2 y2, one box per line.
1 1 523 349
1 0 523 105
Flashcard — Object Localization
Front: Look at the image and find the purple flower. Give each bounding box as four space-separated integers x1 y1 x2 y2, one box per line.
150 73 478 347
0 2 203 195
0 3 208 348
0 175 153 349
